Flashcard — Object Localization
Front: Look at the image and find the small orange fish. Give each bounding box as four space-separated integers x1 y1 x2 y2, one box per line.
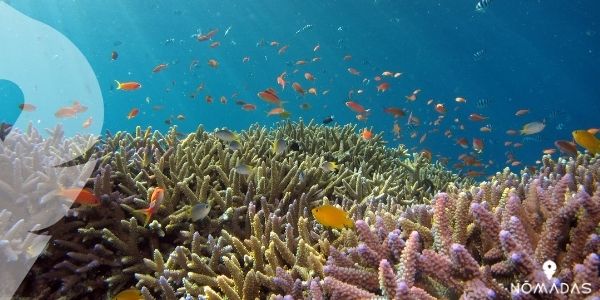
111 51 118 61
296 60 307 65
311 204 354 229
152 63 168 73
345 101 367 114
384 107 405 118
127 108 139 119
381 71 394 77
292 82 305 96
469 113 488 121
456 137 469 149
472 138 484 153
304 72 315 81
135 188 165 226
278 45 289 55
587 128 600 135
270 41 280 47
376 82 390 92
308 87 317 95
82 117 93 128
480 126 491 133
455 97 467 103
18 103 36 112
277 72 287 90
205 95 213 103
258 88 282 105
57 186 100 206
210 41 221 48
515 109 529 116
347 67 360 76
434 103 446 114
207 59 219 68
542 148 556 155
197 28 219 41
361 128 373 140
242 103 256 111
115 80 142 91
506 129 518 136
54 107 78 118
267 107 285 116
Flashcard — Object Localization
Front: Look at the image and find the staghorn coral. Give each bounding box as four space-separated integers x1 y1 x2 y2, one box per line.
321 154 600 299
15 120 462 299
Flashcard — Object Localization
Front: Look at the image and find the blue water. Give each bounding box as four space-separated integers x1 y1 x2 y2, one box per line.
2 0 599 176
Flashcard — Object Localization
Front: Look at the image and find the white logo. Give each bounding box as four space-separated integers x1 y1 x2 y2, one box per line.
0 2 103 298
542 260 557 280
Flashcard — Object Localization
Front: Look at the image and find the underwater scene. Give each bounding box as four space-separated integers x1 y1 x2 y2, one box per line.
1 0 599 299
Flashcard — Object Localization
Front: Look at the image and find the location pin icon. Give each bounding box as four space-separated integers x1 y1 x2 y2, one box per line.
542 260 557 280
0 1 103 298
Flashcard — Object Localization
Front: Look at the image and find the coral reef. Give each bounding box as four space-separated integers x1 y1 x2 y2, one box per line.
12 120 599 299
15 121 460 299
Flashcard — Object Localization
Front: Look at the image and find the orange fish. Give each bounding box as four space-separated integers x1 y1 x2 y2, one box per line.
406 93 418 102
292 82 305 96
381 71 394 77
111 51 118 61
456 137 469 149
18 103 36 112
345 101 367 114
54 107 78 118
115 81 142 91
197 28 219 41
347 67 360 76
472 138 484 153
210 41 221 48
304 72 315 81
267 107 285 116
506 129 518 136
542 148 556 155
361 128 373 140
515 109 529 116
242 103 256 111
587 128 600 135
376 82 390 92
135 188 165 226
295 60 307 65
270 41 280 47
257 88 282 105
277 72 287 90
434 104 446 114
278 45 289 55
308 87 317 95
392 121 401 139
455 97 467 103
82 117 93 128
384 107 405 118
57 186 100 206
469 113 488 121
554 140 577 157
208 59 219 68
480 126 492 133
127 108 139 119
205 95 213 103
152 63 168 73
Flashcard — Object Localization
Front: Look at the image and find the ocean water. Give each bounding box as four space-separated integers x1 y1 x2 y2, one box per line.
1 0 599 175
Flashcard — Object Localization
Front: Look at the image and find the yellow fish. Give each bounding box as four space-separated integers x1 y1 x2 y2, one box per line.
113 288 143 300
572 130 600 154
320 161 338 172
311 204 354 229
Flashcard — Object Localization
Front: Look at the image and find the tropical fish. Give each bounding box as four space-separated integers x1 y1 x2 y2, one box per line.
304 72 315 81
215 129 239 142
347 67 360 76
152 63 168 73
111 51 119 61
191 203 211 222
320 161 338 172
469 113 488 121
234 164 254 175
207 59 219 68
272 138 287 155
229 140 242 151
345 101 368 114
277 72 286 90
434 103 446 114
554 140 577 157
267 107 286 116
322 115 334 124
515 109 529 116
476 0 492 12
472 138 484 153
134 188 165 226
520 121 545 135
376 82 390 92
56 186 100 206
82 117 93 128
115 80 141 91
572 130 600 154
311 204 354 229
127 108 139 119
258 88 282 105
292 82 305 96
113 288 142 300
197 28 219 41
18 103 36 112
308 87 317 95
384 107 405 118
455 97 467 103
362 128 373 140
242 103 257 111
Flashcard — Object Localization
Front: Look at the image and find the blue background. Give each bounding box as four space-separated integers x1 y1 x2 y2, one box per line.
1 0 599 176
